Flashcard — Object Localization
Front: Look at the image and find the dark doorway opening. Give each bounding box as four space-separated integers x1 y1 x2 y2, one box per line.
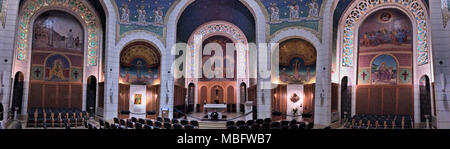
86 76 97 116
419 75 432 122
240 83 247 113
341 77 352 119
187 83 195 113
12 72 24 118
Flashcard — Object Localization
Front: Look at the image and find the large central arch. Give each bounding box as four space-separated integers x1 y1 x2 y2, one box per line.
162 0 267 119
185 21 249 114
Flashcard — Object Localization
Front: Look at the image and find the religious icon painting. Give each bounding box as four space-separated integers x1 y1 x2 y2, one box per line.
371 54 398 85
31 66 44 80
45 54 71 82
399 68 412 84
358 69 370 85
134 94 142 105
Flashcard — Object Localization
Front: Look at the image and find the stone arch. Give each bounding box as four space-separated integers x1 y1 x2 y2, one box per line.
336 0 433 123
14 0 102 66
269 28 322 51
116 32 165 56
185 21 250 114
166 0 267 46
338 0 430 67
269 28 322 85
12 0 103 113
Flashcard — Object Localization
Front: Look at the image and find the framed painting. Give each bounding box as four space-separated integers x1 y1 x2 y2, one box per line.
134 94 142 105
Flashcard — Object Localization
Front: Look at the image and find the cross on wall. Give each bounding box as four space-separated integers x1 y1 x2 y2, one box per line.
34 68 41 78
73 71 79 79
361 71 367 80
402 71 409 80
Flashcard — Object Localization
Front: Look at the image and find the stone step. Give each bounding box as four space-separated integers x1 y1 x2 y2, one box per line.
198 121 226 129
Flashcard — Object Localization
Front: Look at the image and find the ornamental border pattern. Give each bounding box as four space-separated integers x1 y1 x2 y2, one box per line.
187 21 249 78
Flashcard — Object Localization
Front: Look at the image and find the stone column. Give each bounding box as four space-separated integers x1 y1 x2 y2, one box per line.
313 0 333 128
431 0 450 129
102 0 119 121
0 0 21 122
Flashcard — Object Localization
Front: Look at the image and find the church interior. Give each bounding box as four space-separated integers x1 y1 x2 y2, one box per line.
0 0 450 130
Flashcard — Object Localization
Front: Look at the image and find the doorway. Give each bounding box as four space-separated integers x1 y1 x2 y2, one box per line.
341 77 351 119
11 72 24 118
419 75 432 122
187 83 195 113
86 76 97 115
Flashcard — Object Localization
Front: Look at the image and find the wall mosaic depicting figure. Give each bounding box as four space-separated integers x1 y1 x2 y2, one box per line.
261 0 323 35
115 0 176 39
277 38 317 84
31 11 84 83
119 42 161 85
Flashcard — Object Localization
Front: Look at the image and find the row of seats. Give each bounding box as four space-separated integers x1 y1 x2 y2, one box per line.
226 118 314 129
27 108 89 128
103 117 199 129
344 114 414 129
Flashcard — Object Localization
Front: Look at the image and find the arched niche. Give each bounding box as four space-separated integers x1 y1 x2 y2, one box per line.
419 75 433 122
336 1 433 123
271 37 318 121
86 76 97 115
118 41 162 119
340 76 351 119
355 9 414 116
11 72 24 118
13 0 103 114
28 11 86 111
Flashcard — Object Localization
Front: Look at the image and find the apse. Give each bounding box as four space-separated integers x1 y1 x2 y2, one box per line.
200 36 236 81
277 38 317 85
176 0 256 117
119 42 161 85
272 38 317 121
196 35 238 112
118 42 161 119
176 0 256 43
